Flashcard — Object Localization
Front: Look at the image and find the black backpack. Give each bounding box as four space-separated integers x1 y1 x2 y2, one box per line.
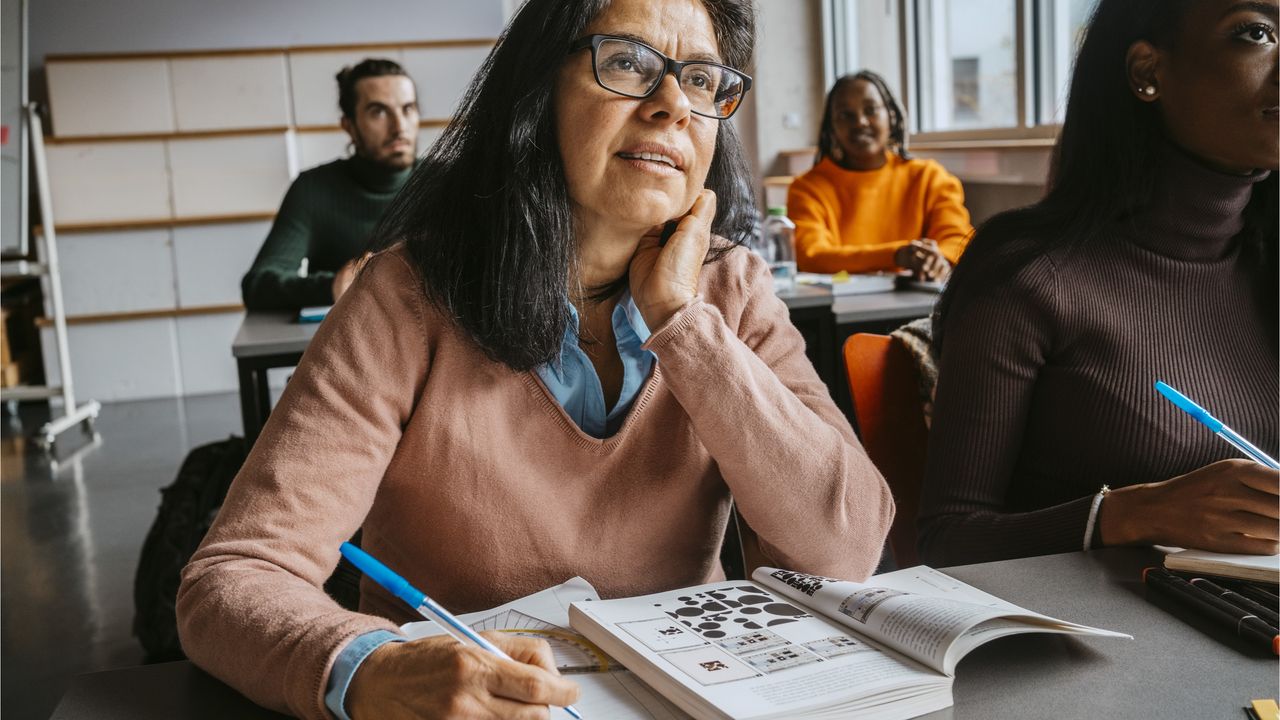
133 436 247 662
133 435 364 662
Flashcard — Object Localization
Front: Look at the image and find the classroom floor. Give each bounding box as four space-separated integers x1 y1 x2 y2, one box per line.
1 393 244 720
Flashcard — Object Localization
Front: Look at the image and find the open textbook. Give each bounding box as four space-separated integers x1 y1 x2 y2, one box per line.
568 566 1130 720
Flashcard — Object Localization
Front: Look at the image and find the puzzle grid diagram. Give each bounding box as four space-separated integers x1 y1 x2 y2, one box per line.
618 584 873 686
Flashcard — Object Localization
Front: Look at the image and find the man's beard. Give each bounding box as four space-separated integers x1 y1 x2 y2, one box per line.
352 130 416 170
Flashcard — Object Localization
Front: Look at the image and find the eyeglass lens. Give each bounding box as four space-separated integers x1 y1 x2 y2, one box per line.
594 38 745 118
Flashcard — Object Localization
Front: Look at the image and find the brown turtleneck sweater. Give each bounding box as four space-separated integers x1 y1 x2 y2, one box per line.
918 147 1277 567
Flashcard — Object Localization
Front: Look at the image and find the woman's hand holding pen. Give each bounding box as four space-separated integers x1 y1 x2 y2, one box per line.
346 632 580 719
630 190 716 330
1098 459 1280 555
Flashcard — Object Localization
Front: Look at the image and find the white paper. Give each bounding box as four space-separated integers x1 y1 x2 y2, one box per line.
400 577 690 718
1163 549 1280 582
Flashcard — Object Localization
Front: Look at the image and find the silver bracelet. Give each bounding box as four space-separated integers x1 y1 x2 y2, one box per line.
1082 485 1111 552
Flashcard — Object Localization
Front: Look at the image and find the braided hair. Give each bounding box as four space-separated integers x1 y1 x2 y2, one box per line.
816 70 910 165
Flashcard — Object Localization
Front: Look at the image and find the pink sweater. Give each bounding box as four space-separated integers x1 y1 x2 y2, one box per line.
177 245 893 718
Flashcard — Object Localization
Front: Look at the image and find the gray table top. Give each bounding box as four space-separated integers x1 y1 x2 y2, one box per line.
923 548 1276 719
231 288 938 362
832 289 938 325
776 283 834 310
231 312 320 359
50 548 1276 719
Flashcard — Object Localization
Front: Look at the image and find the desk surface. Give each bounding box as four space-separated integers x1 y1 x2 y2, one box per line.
231 289 935 361
832 289 938 325
928 548 1276 718
50 549 1275 719
776 283 834 310
232 312 319 359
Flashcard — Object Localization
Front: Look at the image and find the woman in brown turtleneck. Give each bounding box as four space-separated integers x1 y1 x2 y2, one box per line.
918 0 1278 567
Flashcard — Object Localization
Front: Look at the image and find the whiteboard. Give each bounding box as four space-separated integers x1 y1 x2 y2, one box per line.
1 0 25 255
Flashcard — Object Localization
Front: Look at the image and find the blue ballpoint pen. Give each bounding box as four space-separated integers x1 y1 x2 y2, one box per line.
338 542 584 719
1155 381 1280 470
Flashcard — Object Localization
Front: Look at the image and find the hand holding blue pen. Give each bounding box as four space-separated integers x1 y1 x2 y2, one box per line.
1155 381 1280 469
339 542 584 719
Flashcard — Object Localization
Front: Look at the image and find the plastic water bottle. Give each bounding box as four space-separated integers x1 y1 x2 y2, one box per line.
762 207 797 291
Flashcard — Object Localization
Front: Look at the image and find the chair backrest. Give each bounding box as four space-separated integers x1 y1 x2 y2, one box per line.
843 333 928 568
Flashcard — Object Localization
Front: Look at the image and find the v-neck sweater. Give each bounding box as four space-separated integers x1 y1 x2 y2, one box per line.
178 244 894 719
919 144 1277 567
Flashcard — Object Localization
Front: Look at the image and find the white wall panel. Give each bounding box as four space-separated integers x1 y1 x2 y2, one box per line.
175 311 243 396
45 59 176 137
417 126 444 157
57 228 176 316
168 133 291 217
45 141 172 225
294 129 349 171
172 221 270 307
288 49 403 126
398 45 490 120
169 54 292 131
40 318 181 402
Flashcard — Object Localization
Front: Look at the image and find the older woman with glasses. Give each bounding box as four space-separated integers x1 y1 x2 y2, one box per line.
176 0 893 717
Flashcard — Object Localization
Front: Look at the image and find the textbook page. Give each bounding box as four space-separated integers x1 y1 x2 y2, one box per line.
754 567 1130 676
570 581 951 720
402 577 689 719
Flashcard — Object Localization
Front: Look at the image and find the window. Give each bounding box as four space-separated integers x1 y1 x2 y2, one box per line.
1037 0 1097 124
915 0 1018 132
826 0 1099 140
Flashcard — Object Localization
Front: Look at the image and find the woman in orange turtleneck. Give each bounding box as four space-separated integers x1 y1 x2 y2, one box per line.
787 71 973 279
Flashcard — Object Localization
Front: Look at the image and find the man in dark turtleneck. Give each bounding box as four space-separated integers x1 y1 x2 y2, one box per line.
241 59 422 311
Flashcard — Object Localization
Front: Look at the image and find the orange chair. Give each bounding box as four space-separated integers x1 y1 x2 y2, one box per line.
843 334 929 568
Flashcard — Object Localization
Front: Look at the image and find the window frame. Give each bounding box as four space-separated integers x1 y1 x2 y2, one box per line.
827 0 1077 148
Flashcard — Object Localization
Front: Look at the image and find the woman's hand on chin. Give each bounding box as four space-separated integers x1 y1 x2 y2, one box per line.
629 190 716 329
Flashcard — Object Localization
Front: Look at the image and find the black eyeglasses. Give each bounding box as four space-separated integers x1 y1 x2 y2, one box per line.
568 34 752 120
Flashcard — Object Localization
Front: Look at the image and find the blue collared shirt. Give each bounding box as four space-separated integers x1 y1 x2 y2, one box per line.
323 292 656 719
533 290 656 437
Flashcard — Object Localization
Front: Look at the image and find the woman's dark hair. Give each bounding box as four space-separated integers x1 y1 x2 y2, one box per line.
934 0 1278 352
336 58 411 120
816 70 910 164
369 0 757 370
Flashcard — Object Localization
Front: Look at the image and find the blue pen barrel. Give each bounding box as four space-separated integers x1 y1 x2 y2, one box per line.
1217 429 1280 470
338 542 585 719
339 542 425 608
1155 381 1280 469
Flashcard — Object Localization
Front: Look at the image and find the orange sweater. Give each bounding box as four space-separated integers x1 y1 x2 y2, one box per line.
787 154 973 274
